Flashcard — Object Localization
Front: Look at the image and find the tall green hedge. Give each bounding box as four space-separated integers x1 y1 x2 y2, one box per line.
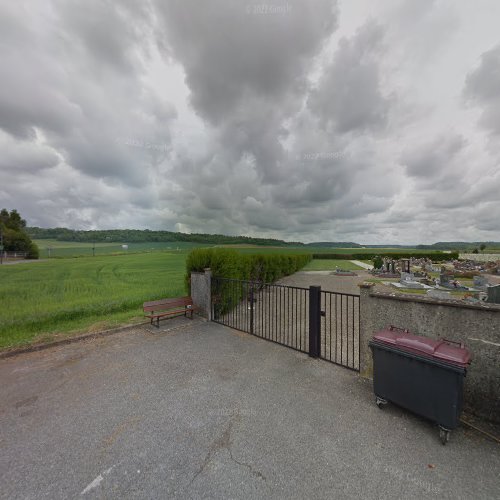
186 248 311 288
186 249 311 316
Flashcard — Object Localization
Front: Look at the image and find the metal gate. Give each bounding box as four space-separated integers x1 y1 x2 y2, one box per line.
320 290 360 371
211 277 360 371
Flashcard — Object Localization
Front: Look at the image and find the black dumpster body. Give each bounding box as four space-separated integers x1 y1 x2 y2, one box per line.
369 327 471 444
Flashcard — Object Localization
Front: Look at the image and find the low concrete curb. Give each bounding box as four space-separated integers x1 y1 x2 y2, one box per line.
0 321 149 360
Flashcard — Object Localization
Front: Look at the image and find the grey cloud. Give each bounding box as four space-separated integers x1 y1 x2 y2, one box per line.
475 204 500 231
0 132 60 173
388 0 459 63
156 0 338 124
309 21 391 134
152 0 394 238
0 1 175 189
465 45 500 103
465 44 500 135
0 53 82 140
156 0 338 188
54 0 153 74
2 0 500 244
244 209 292 232
424 167 500 211
402 134 467 179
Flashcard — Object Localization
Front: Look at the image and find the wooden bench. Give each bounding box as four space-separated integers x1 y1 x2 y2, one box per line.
143 296 197 327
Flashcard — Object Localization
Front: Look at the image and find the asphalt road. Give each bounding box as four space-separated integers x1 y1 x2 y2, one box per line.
1 319 499 499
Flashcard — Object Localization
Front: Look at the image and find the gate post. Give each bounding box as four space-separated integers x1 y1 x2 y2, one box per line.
249 283 254 335
190 268 212 320
309 285 321 358
205 268 212 321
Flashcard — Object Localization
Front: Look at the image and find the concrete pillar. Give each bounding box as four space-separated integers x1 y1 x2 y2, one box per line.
190 268 212 320
358 282 376 379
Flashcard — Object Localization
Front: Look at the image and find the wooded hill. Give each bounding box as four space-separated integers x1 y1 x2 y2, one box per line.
416 242 500 250
25 227 500 250
26 227 303 247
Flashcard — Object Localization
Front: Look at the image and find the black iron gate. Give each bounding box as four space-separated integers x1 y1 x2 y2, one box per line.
211 277 360 371
320 289 360 371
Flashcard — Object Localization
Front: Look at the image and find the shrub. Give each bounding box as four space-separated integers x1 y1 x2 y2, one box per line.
27 242 39 259
186 249 311 316
185 248 311 291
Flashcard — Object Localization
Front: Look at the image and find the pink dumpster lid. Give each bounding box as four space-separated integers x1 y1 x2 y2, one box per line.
372 326 471 367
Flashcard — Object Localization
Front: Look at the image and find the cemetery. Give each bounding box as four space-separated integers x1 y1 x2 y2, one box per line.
369 255 500 305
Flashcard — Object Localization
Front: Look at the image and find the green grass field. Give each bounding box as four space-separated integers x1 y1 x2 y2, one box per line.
225 246 448 256
33 240 452 258
1 241 455 350
303 259 365 271
0 252 188 349
34 239 210 258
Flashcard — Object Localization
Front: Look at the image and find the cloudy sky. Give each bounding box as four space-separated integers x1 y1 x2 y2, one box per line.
1 0 499 244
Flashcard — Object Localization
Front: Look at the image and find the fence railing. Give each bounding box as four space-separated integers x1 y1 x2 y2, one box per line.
211 277 310 353
321 290 360 371
1 251 28 259
211 277 360 370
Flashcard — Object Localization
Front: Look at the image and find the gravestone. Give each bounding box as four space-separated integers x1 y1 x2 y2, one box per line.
486 284 500 304
399 272 425 289
401 259 411 273
473 275 488 290
400 272 413 283
440 269 452 286
427 289 451 300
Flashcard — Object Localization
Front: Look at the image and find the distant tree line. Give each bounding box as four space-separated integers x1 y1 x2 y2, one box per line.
304 241 362 248
0 209 39 258
24 227 500 252
26 227 303 247
312 252 459 261
416 242 499 251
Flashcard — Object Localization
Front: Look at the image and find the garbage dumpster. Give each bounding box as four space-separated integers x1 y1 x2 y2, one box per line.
369 326 471 444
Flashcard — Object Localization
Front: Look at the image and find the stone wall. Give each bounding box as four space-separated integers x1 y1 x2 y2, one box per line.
359 283 500 423
459 253 500 263
190 269 211 320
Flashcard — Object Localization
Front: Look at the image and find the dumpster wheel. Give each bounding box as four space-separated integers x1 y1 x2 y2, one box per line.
375 396 388 409
439 426 451 445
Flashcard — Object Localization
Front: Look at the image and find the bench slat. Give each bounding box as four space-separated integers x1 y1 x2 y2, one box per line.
143 296 197 327
143 297 193 307
143 297 192 307
145 308 190 318
143 296 193 312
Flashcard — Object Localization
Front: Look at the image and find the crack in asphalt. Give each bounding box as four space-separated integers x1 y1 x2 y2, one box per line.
228 449 267 482
188 414 267 487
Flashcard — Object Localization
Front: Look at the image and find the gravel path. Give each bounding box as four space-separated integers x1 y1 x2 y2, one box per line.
350 260 374 270
277 270 372 294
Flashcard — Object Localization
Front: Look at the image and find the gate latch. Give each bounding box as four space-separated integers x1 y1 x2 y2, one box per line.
320 310 326 317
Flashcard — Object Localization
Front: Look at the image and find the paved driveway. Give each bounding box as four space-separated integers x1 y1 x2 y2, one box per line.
1 320 499 499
